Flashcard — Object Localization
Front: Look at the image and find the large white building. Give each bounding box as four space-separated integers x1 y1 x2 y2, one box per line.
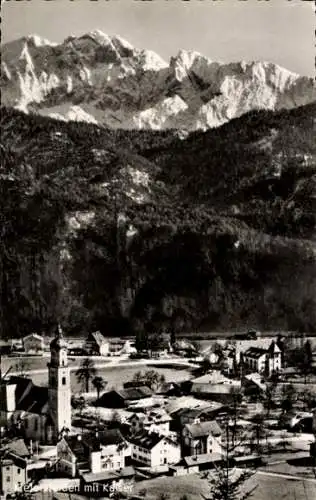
0 325 71 444
128 431 181 468
242 341 282 376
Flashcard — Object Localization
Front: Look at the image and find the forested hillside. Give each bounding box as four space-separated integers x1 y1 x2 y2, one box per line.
1 105 315 339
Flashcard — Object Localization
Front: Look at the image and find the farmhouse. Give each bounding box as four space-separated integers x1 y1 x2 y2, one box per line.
96 387 153 408
85 331 109 356
22 333 44 354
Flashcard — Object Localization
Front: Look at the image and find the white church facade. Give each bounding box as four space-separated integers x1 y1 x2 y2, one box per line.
0 325 71 444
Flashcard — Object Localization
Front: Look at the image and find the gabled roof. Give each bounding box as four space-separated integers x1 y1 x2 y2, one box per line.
117 386 153 400
88 331 108 347
191 383 240 395
67 429 125 454
128 431 177 450
23 333 44 342
64 435 90 461
17 385 49 414
2 451 28 469
95 429 125 448
244 373 266 392
193 372 229 384
243 347 267 359
165 396 211 416
185 420 222 438
178 403 223 420
0 376 49 415
4 438 29 458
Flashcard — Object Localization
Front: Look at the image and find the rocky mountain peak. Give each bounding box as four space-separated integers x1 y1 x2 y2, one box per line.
1 32 315 130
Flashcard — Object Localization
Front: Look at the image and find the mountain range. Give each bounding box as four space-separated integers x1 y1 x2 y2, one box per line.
2 30 316 130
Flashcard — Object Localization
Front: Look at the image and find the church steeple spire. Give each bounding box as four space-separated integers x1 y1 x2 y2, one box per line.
48 323 71 441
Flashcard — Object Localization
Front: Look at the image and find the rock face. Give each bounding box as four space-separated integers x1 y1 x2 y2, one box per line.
2 31 316 130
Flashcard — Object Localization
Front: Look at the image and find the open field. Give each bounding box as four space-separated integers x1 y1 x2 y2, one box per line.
132 470 316 500
2 355 194 391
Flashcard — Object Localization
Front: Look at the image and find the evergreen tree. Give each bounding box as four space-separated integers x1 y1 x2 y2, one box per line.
75 357 97 392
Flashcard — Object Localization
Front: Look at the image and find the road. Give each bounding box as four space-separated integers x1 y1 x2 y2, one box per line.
256 470 316 483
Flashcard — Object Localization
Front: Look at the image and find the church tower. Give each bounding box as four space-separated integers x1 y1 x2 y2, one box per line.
48 325 71 440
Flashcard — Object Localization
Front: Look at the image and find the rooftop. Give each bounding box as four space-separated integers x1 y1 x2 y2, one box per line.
2 452 28 469
128 431 174 450
82 466 135 483
165 396 211 416
243 347 268 358
185 420 222 438
88 331 108 347
3 438 29 458
183 452 223 467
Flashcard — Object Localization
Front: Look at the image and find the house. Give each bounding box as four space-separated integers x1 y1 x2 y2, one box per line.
174 402 226 428
109 340 136 356
22 333 45 354
57 430 128 478
85 331 109 356
182 420 222 456
149 333 171 358
96 387 153 409
183 453 224 473
0 451 28 497
172 340 195 357
242 341 282 376
129 409 171 436
3 437 30 456
128 431 181 467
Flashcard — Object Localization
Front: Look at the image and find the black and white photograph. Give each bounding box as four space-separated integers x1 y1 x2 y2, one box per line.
0 0 315 499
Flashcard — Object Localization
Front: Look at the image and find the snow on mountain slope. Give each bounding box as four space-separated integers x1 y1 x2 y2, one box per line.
1 31 316 130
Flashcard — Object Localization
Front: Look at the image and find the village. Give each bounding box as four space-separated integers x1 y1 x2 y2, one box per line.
1 327 316 500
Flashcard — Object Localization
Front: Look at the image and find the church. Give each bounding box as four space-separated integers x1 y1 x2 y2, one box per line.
0 325 71 444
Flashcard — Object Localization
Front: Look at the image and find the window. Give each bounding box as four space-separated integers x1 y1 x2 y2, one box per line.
17 468 21 474
62 377 66 385
34 419 38 431
6 477 10 482
17 482 21 488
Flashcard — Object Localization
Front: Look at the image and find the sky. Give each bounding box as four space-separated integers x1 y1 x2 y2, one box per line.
1 0 314 76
